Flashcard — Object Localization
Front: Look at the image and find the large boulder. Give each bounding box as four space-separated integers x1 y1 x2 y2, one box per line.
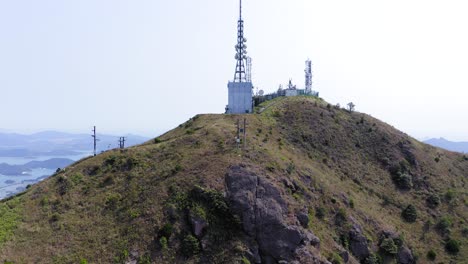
348 222 370 261
397 246 415 264
188 210 208 239
226 165 323 263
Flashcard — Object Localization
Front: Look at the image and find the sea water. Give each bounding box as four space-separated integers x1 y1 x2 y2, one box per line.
0 153 91 199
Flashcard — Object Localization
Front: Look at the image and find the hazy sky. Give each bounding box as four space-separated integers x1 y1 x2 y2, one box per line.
1 0 467 141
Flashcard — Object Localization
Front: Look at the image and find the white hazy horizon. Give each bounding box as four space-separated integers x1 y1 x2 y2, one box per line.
1 0 467 141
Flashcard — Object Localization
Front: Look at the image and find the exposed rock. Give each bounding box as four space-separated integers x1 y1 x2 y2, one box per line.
297 211 310 228
397 246 415 264
303 231 321 248
340 250 349 263
294 247 328 264
188 210 208 239
226 165 319 263
348 222 370 261
282 178 296 192
245 245 262 264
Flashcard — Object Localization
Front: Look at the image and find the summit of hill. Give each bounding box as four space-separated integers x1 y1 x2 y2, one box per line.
0 96 466 264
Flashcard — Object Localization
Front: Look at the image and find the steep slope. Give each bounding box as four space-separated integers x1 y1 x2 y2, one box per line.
0 97 466 264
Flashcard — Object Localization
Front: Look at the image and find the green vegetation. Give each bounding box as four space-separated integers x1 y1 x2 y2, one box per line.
401 204 418 222
379 238 398 255
426 249 436 260
445 238 460 254
426 194 441 209
436 217 452 235
328 252 343 264
0 198 22 245
181 234 200 257
315 207 326 220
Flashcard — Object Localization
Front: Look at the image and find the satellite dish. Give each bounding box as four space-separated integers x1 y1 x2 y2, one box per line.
259 90 264 96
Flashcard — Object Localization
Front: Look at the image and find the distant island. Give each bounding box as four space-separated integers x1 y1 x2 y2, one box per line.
0 130 149 157
0 158 74 176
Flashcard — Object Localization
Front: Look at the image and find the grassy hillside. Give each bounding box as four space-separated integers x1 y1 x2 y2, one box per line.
0 96 466 264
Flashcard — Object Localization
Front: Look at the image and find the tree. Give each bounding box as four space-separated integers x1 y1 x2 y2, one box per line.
347 102 355 113
402 204 418 222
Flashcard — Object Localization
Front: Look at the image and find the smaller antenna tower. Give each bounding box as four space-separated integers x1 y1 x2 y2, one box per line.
91 126 97 156
305 59 312 94
246 57 252 82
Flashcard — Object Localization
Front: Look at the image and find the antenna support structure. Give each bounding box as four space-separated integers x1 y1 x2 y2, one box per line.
226 0 254 114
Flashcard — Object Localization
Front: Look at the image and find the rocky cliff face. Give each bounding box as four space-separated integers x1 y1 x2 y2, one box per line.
226 165 323 263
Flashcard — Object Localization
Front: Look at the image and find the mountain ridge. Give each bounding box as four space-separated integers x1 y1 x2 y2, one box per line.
424 137 468 153
0 96 465 263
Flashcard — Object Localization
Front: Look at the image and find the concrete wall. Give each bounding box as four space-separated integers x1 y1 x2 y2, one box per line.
227 81 253 114
285 89 299 97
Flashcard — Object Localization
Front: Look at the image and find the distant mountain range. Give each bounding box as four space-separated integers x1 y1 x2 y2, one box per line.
0 130 150 157
0 158 74 176
424 138 468 153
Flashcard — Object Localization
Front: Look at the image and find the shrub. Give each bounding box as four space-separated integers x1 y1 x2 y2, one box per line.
159 223 174 239
159 236 168 250
392 172 413 190
241 256 251 264
365 254 381 264
445 239 460 254
286 162 295 174
380 238 398 255
462 226 468 237
335 208 347 226
154 138 162 144
80 259 88 264
56 175 70 195
181 234 200 257
426 194 441 209
328 252 343 264
436 217 452 235
349 199 355 209
50 213 60 222
105 193 121 210
401 204 417 222
426 249 436 260
315 207 326 220
444 189 456 202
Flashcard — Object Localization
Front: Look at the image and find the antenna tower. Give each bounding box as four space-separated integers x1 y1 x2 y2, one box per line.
305 59 312 94
234 0 248 82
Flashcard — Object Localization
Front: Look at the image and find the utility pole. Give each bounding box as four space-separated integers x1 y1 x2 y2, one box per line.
243 118 247 149
119 137 126 149
91 126 97 156
236 119 241 149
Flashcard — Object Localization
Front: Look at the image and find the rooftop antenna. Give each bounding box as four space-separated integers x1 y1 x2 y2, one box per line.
305 59 312 94
246 56 252 82
234 0 248 82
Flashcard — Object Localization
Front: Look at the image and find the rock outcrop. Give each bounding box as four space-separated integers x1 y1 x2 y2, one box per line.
397 246 415 264
348 220 370 261
226 165 323 263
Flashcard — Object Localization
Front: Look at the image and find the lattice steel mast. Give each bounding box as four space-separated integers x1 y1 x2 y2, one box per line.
234 0 248 82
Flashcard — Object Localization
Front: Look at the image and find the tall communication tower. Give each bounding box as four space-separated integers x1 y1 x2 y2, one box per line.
226 0 254 114
234 0 248 82
305 59 312 94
